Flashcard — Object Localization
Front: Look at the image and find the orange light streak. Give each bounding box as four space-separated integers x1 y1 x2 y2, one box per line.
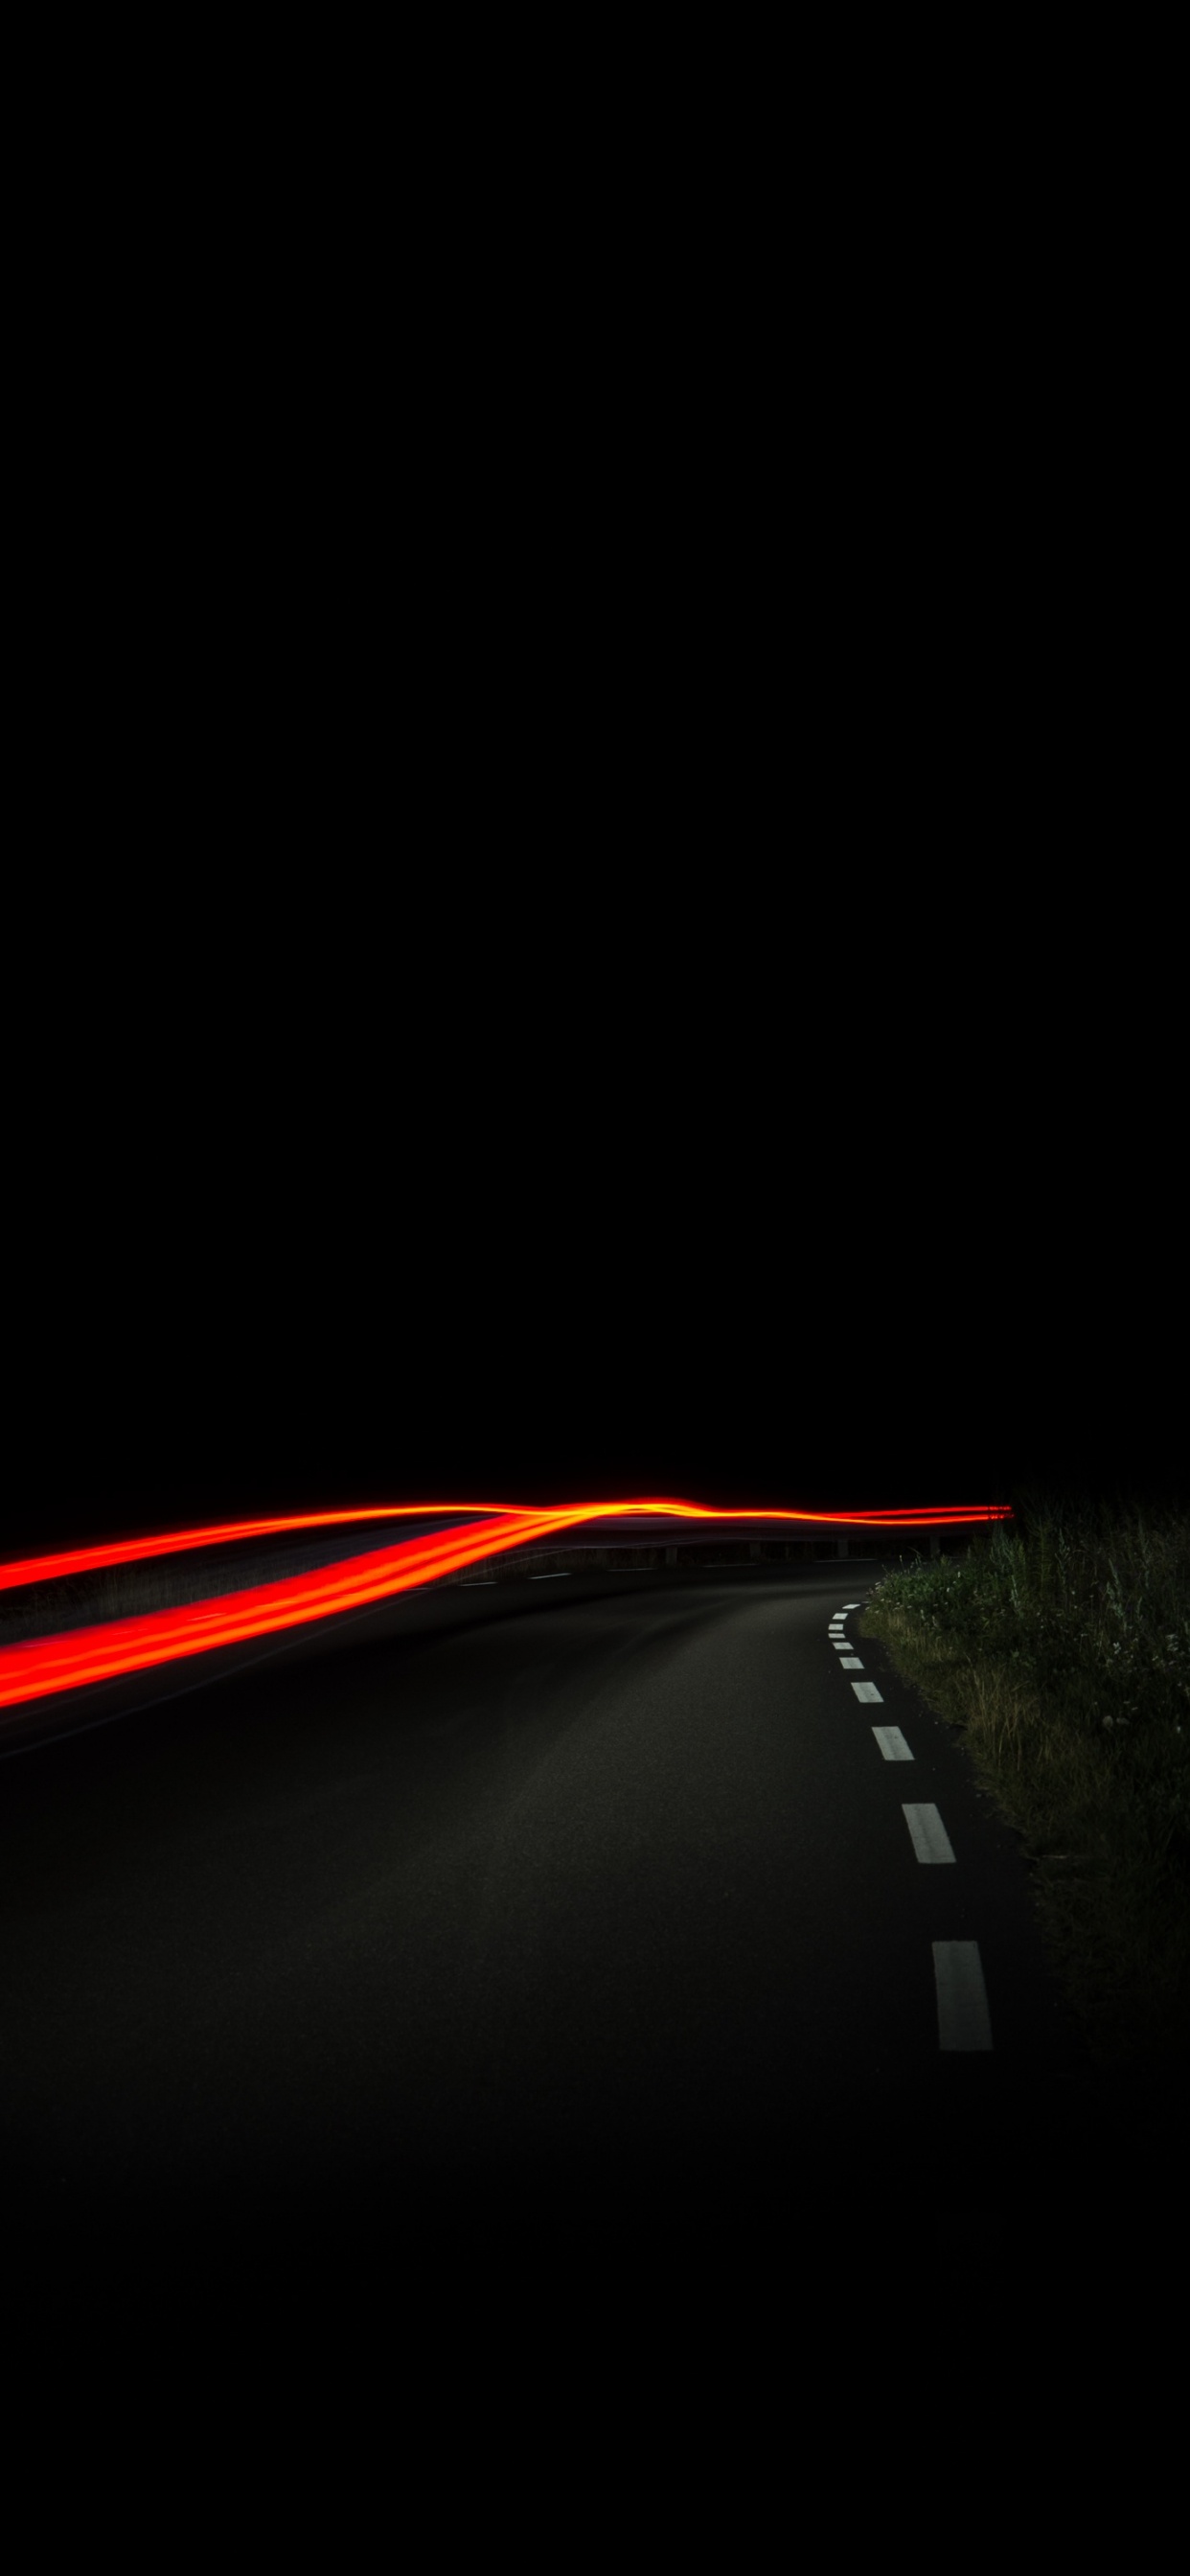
0 1498 1010 1596
0 1505 518 1594
0 1497 1012 1713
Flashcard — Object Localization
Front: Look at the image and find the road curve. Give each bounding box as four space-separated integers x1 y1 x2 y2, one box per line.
1 1561 1117 2359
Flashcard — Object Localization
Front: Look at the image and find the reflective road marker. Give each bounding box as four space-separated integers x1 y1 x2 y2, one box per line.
903 1804 956 1863
933 1942 993 2049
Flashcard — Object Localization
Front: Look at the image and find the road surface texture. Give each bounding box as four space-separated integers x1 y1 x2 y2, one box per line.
1 1560 1150 2385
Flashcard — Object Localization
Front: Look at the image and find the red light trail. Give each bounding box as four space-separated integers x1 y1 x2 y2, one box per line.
0 1499 1012 1714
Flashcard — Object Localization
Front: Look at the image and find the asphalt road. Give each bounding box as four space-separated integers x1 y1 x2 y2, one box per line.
1 1561 1125 2360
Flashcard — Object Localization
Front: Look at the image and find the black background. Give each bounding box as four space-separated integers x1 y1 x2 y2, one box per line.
7 108 1180 1561
7 763 1180 1561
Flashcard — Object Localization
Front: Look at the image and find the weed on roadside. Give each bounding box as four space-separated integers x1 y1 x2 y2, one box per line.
859 1500 1190 2101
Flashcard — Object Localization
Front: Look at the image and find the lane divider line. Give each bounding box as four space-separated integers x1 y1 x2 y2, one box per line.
825 1605 991 2058
851 1680 883 1704
933 1942 994 2049
903 1804 956 1863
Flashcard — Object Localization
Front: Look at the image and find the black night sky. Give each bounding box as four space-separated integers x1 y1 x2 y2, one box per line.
6 806 1182 1565
9 196 1180 1565
8 3 1181 1572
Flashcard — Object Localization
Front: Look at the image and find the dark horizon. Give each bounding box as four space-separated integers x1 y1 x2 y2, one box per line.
8 1205 1183 1558
8 914 1182 1567
5 1196 1184 1556
4 1410 1183 1565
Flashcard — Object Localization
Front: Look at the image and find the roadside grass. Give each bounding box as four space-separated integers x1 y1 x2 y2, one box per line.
858 1495 1190 2123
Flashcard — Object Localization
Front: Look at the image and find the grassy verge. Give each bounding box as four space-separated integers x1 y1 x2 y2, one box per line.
858 1495 1190 2127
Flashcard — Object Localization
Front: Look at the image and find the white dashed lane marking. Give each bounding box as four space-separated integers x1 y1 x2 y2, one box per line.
933 1942 994 2049
839 1657 864 1669
872 1725 913 1761
903 1804 956 1863
851 1680 883 1703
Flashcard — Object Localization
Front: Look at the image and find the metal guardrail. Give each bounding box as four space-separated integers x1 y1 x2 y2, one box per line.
441 1528 974 1580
